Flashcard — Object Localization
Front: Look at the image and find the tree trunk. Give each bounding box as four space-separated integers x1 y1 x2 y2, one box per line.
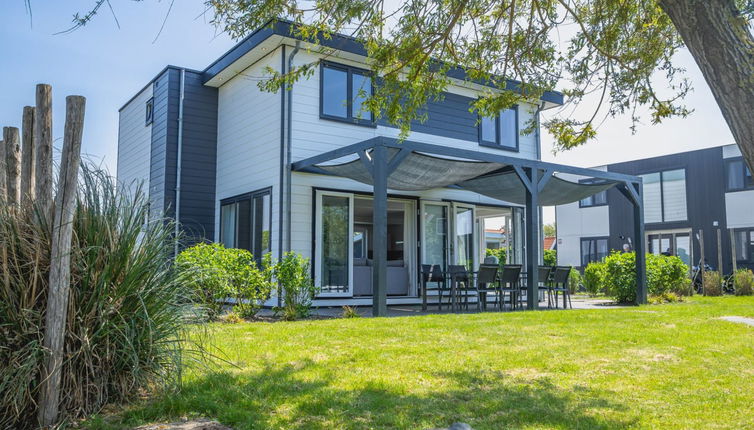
659 0 754 172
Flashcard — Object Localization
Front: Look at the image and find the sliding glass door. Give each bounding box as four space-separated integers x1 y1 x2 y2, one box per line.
421 203 449 273
315 191 353 297
453 204 475 270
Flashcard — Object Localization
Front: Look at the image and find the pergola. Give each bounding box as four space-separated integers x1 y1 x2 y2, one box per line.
292 136 646 316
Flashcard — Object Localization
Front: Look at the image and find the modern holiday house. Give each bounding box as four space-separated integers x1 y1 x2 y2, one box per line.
117 20 647 314
556 144 754 274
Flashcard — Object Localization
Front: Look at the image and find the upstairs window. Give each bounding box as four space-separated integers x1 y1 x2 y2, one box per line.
479 106 518 151
320 62 374 125
641 169 687 223
579 179 608 207
725 158 754 192
145 97 154 125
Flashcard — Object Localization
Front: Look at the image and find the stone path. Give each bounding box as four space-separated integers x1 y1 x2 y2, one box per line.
718 316 754 327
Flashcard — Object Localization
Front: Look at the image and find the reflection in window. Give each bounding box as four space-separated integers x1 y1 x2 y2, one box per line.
725 158 754 192
640 169 687 223
321 195 350 292
219 189 271 261
581 237 608 267
480 107 518 150
321 63 373 123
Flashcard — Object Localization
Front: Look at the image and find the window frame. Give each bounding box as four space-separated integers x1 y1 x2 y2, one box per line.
724 157 754 192
640 168 688 224
580 236 609 267
219 187 273 259
478 105 519 152
145 97 154 125
319 61 376 127
733 228 754 264
578 179 609 208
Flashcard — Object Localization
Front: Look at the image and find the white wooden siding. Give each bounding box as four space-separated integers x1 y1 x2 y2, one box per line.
116 86 153 198
555 169 610 267
215 47 283 257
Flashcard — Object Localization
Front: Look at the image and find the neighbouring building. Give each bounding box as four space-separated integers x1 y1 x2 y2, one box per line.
556 144 754 274
117 19 647 312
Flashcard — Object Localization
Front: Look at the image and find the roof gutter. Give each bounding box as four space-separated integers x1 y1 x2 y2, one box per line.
174 68 186 256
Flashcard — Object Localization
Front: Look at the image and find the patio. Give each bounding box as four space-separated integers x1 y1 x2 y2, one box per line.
292 136 647 316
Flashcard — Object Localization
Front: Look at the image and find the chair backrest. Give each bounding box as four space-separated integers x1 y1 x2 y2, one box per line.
499 264 522 284
538 266 553 283
483 255 498 265
477 264 498 284
421 264 444 282
553 266 572 284
447 265 469 282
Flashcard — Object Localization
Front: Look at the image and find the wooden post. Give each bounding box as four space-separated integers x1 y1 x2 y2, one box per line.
35 84 54 221
3 127 21 205
698 229 706 295
0 137 5 203
716 228 723 275
730 229 738 273
38 96 86 428
21 106 36 202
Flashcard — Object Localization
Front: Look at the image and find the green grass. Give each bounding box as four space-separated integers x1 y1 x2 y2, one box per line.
90 297 754 429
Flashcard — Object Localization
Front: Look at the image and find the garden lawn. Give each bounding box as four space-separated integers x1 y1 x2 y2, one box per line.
91 297 754 430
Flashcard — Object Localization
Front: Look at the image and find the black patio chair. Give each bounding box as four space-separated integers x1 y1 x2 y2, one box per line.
421 264 449 311
550 266 573 309
448 265 476 311
538 266 554 308
476 264 500 311
499 264 522 310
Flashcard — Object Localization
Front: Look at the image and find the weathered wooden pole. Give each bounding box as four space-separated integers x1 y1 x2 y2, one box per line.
698 229 706 295
730 229 738 273
0 137 6 203
38 95 86 428
716 228 723 275
34 84 54 221
3 127 21 205
21 106 36 202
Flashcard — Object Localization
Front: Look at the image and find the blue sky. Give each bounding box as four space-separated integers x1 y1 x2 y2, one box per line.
0 1 735 179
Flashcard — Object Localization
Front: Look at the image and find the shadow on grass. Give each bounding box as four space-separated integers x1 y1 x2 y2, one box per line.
111 360 635 430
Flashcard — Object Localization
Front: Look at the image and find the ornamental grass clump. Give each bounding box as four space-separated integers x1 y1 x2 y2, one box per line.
733 269 754 296
0 167 194 429
703 271 723 296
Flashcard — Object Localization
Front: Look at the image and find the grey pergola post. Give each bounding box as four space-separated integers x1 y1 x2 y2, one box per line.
515 167 553 310
619 181 647 304
371 144 388 316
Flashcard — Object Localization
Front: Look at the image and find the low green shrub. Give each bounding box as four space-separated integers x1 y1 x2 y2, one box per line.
176 244 273 319
275 252 317 320
703 271 723 296
485 248 507 264
602 252 691 303
543 249 557 266
583 262 605 296
568 268 582 293
602 251 638 303
646 253 689 296
733 269 754 296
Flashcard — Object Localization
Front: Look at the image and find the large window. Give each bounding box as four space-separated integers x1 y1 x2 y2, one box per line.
725 158 754 192
580 237 608 267
641 169 687 223
479 106 518 151
579 179 608 207
320 62 373 125
219 188 271 259
734 229 754 264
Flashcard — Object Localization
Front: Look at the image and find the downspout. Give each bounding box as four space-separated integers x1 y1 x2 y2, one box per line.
277 45 286 308
286 41 301 253
174 68 186 256
535 101 545 265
